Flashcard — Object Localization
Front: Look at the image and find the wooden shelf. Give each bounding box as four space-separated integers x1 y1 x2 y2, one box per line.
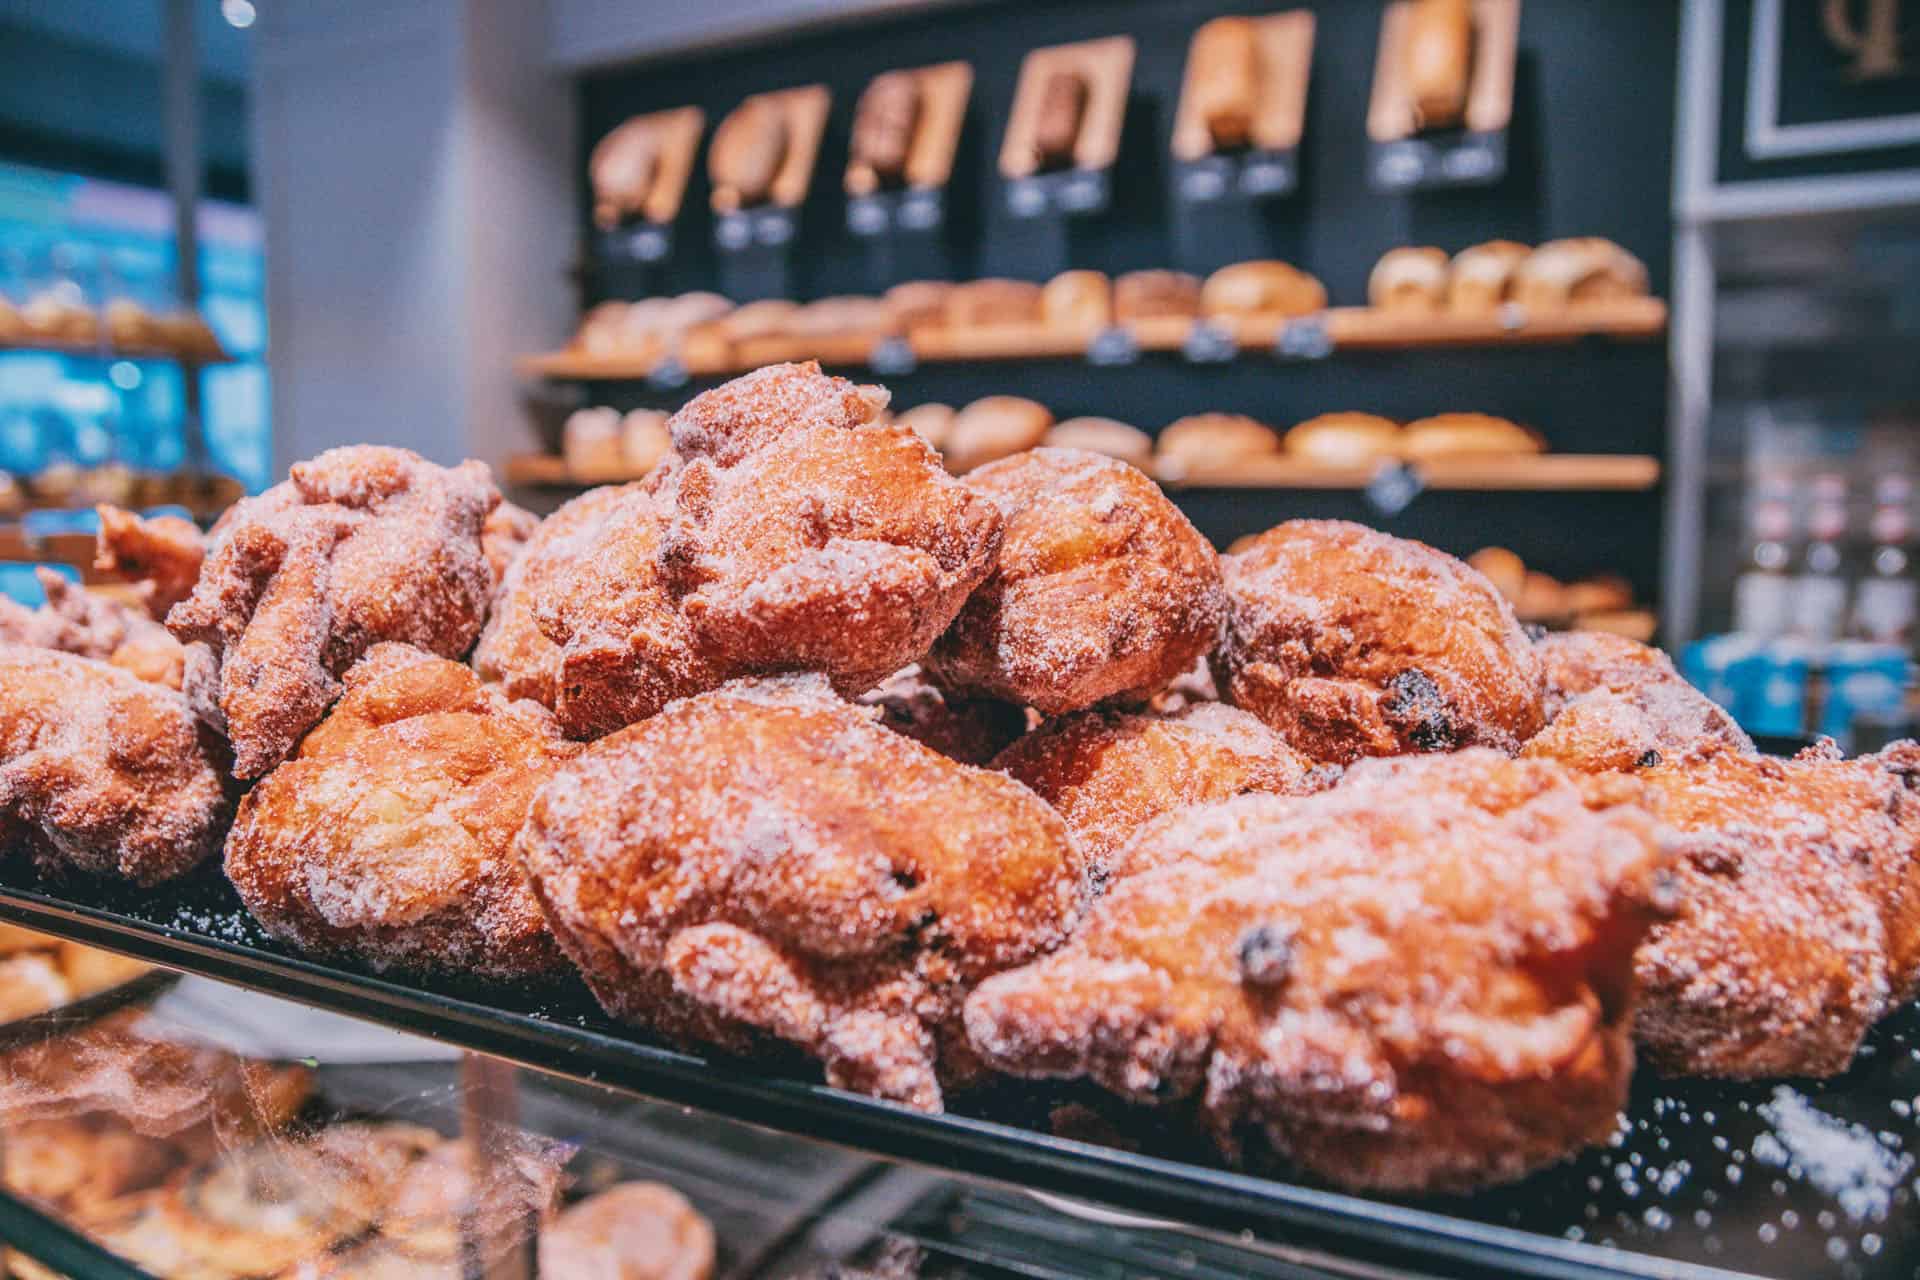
0 335 234 365
516 297 1667 383
507 451 1659 494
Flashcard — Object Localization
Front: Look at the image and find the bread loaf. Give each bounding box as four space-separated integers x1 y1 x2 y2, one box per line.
1283 412 1403 468
1032 70 1088 170
787 296 891 338
563 407 625 480
1400 412 1543 461
895 403 957 452
947 396 1053 473
590 118 661 229
1564 574 1634 616
1467 546 1526 603
1041 270 1112 331
850 71 921 194
1189 17 1260 151
1046 417 1154 469
710 97 789 212
884 281 952 333
1114 270 1203 323
1368 247 1451 312
1512 238 1649 309
1157 413 1282 476
620 409 673 476
944 278 1043 329
1447 240 1529 313
1405 0 1473 130
1201 261 1326 318
718 299 800 342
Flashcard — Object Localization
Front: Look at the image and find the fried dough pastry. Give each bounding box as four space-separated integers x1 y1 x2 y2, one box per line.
1632 740 1920 1078
993 702 1322 881
519 674 1090 1111
167 445 500 777
472 483 641 708
965 750 1667 1193
538 364 1002 738
226 644 576 978
537 1182 717 1280
857 664 1028 765
0 645 228 884
0 567 186 687
1213 520 1544 763
482 500 540 583
3 1115 183 1215
926 448 1224 715
94 505 207 617
1522 631 1752 773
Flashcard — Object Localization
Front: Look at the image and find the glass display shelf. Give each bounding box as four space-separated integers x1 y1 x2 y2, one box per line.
2 861 1915 1280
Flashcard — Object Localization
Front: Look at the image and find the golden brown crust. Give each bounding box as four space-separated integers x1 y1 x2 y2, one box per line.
519 675 1089 1110
1155 414 1281 474
945 396 1053 475
0 645 229 884
993 702 1321 880
1399 413 1544 462
539 368 1002 739
943 278 1043 329
965 749 1667 1193
94 505 206 617
1282 413 1402 468
166 446 501 777
1521 631 1752 774
1368 247 1450 311
1632 740 1920 1078
225 645 575 979
1200 261 1326 319
1113 270 1203 323
481 501 540 584
927 448 1225 715
0 567 187 688
1213 521 1545 763
538 1182 716 1280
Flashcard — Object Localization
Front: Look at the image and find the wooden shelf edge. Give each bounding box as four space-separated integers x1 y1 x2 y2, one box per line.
0 336 235 365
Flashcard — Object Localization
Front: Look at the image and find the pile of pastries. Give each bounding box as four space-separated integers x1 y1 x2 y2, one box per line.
0 1011 713 1278
1369 238 1649 314
1469 546 1652 639
0 924 152 1021
0 290 226 360
2 362 1914 1198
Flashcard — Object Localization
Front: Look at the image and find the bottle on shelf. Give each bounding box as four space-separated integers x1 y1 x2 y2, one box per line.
1731 475 1794 639
1851 474 1916 647
1790 472 1850 644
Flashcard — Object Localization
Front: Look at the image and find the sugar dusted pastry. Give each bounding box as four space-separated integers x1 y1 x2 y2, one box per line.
519 674 1089 1111
94 505 206 617
167 445 500 777
928 448 1225 715
1214 520 1544 762
1522 631 1751 774
858 664 1027 765
226 645 576 979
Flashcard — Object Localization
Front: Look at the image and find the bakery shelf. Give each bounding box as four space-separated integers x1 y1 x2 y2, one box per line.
0 334 234 365
1 863 1911 1280
513 298 1670 382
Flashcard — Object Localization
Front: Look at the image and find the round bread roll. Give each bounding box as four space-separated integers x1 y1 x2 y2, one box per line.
1046 417 1153 469
1564 574 1634 616
716 298 798 342
1283 412 1403 468
884 280 951 332
1513 238 1650 310
945 278 1043 329
1369 247 1451 312
895 402 957 452
786 295 890 338
621 409 673 475
1114 270 1204 323
946 396 1053 474
1517 571 1569 623
1157 413 1282 477
573 302 628 354
563 407 626 480
1400 412 1544 461
1467 546 1527 604
617 297 674 350
1448 240 1530 313
1041 270 1112 331
1201 260 1327 319
661 292 733 337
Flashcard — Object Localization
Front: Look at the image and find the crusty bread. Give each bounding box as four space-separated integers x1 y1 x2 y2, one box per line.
1284 412 1403 468
1400 412 1543 461
1201 260 1327 318
946 396 1053 473
1448 240 1530 313
1042 270 1112 331
1513 238 1649 310
1046 417 1154 469
1368 247 1451 312
944 278 1043 329
1157 412 1282 476
1114 270 1203 323
1405 0 1473 130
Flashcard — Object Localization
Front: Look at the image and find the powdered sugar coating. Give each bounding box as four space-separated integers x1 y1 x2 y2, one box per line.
167 445 501 777
964 749 1666 1193
1522 630 1753 772
0 644 230 884
473 483 642 708
481 501 541 585
93 505 206 617
225 644 576 979
668 359 890 467
518 673 1089 1111
993 701 1320 881
927 448 1226 715
1633 740 1920 1077
538 366 1002 739
1212 520 1545 763
0 567 186 688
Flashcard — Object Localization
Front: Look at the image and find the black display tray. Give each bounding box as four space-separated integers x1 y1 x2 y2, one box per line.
3 863 1915 1280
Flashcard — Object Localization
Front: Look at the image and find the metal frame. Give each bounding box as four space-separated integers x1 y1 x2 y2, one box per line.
1744 0 1920 160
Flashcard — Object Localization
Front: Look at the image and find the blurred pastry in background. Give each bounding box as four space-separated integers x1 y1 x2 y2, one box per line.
1564 573 1634 616
661 292 733 340
709 95 789 212
945 395 1052 473
944 278 1043 329
1369 246 1451 312
1284 412 1402 468
1157 412 1281 477
1513 238 1650 309
1518 571 1568 625
56 943 152 997
1466 546 1526 603
1400 412 1543 461
883 280 951 333
1187 17 1260 151
849 69 922 195
1114 270 1203 323
538 1182 716 1280
0 296 21 343
716 298 799 344
0 952 69 1021
1448 240 1530 313
572 301 632 356
1031 69 1088 170
1041 269 1112 331
590 117 663 229
105 298 156 349
1471 545 1649 634
1045 417 1153 469
1404 0 1474 130
787 295 891 339
562 406 626 481
894 402 956 453
0 922 44 954
621 409 673 477
1200 260 1326 319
